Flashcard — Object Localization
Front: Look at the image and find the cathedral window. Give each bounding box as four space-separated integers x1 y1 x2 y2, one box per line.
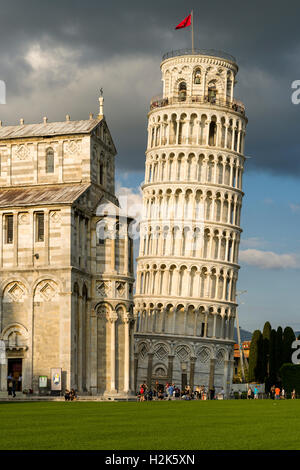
5 214 13 244
46 148 54 173
35 212 44 242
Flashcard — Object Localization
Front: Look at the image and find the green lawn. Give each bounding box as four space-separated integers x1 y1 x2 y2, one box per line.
0 400 299 450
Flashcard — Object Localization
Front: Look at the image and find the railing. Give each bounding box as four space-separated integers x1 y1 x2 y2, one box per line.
150 95 246 115
162 48 236 63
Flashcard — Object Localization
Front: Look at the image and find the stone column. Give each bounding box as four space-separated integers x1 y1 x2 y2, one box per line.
134 352 139 393
204 312 208 338
223 359 230 398
175 119 180 145
123 225 129 275
123 313 131 394
77 294 83 392
0 341 7 392
205 120 210 146
213 314 217 338
147 353 154 389
0 362 7 391
189 357 196 390
208 358 216 395
90 309 98 395
130 320 135 392
109 312 118 393
167 355 174 383
224 124 228 149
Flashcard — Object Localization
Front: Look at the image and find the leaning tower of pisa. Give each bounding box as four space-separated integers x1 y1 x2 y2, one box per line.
134 49 247 397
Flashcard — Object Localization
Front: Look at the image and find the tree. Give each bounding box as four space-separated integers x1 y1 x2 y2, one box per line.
269 329 277 386
276 327 283 378
279 364 300 396
282 326 296 365
262 321 271 381
248 330 263 382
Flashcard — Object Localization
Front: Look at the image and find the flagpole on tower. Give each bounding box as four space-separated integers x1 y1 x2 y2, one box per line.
191 10 194 53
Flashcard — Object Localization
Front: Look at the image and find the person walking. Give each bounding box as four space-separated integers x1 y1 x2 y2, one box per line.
292 389 296 399
270 385 275 400
7 375 13 397
247 387 252 399
254 386 259 399
11 378 16 398
275 386 281 400
139 383 146 401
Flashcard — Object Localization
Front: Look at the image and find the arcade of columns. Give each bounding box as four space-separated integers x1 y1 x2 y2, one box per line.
134 51 247 395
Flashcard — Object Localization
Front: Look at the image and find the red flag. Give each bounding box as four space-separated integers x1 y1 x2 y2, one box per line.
175 13 192 30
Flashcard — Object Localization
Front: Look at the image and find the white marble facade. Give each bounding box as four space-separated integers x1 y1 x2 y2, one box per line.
134 50 247 397
0 100 135 397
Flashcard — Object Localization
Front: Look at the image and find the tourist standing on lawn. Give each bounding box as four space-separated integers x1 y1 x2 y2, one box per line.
275 386 281 400
270 385 275 399
281 388 285 399
247 387 252 399
254 386 259 399
167 383 174 400
292 389 296 399
139 383 146 401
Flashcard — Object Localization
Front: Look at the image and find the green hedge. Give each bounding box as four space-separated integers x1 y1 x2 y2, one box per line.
279 363 300 394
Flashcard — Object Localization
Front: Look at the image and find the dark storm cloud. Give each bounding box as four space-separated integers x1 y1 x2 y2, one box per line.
0 0 300 176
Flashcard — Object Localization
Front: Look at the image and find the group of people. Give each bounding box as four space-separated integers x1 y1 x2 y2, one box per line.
244 385 297 400
64 389 78 401
138 382 221 401
269 385 296 400
7 374 22 398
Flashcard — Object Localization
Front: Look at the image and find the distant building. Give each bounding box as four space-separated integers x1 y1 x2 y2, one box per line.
233 341 250 377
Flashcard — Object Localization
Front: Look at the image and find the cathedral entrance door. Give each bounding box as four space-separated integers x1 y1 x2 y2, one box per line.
8 358 22 391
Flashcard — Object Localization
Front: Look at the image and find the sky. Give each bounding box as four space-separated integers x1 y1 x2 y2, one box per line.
0 0 299 332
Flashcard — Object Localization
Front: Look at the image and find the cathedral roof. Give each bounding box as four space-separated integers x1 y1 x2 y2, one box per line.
0 118 101 140
0 183 90 207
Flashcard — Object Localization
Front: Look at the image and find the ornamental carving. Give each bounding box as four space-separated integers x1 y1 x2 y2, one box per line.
154 343 168 360
116 281 125 298
97 304 110 318
175 345 190 361
216 350 225 367
66 140 81 155
4 282 26 302
18 213 29 225
34 280 58 302
15 144 31 160
50 211 61 223
96 281 110 298
197 347 210 363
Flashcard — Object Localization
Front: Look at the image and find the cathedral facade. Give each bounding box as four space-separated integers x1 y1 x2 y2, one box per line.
134 49 247 396
0 98 135 397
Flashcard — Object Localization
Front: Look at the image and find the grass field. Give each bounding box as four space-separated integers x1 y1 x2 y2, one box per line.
0 400 299 450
